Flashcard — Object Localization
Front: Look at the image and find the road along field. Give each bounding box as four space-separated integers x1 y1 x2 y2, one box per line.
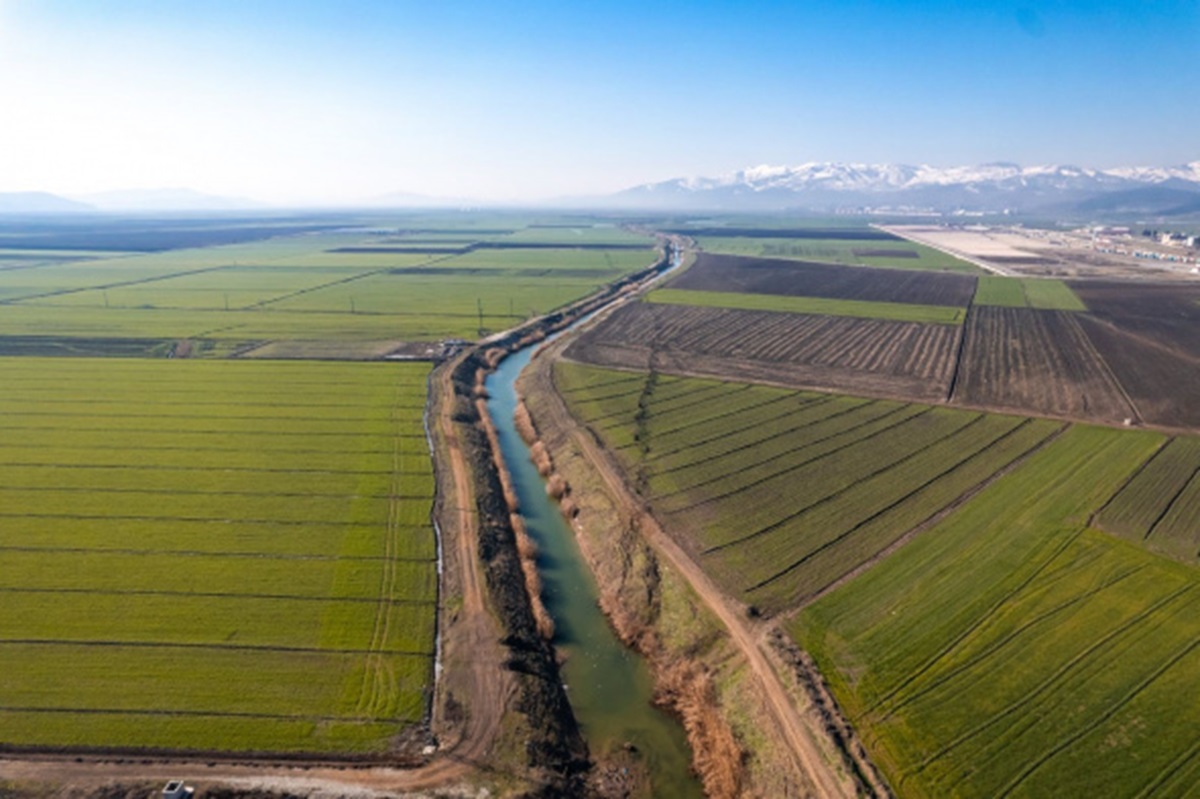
668 252 978 307
566 301 962 402
791 424 1200 798
553 361 1062 614
0 357 437 756
554 360 1200 798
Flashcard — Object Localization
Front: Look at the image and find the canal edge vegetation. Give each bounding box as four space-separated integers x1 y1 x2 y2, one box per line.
426 241 687 794
515 326 874 798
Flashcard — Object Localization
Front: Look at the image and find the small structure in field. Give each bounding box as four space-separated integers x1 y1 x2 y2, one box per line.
162 781 194 799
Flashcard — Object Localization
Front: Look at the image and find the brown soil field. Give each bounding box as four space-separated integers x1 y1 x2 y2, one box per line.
1071 280 1200 361
1076 315 1200 429
952 306 1135 422
668 252 977 307
567 302 961 402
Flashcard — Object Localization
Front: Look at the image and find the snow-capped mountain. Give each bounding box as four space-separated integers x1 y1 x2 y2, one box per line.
614 161 1200 213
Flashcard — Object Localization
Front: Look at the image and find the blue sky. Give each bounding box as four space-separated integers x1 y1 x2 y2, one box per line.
0 0 1195 202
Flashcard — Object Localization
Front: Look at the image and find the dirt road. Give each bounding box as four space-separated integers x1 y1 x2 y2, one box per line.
524 335 858 799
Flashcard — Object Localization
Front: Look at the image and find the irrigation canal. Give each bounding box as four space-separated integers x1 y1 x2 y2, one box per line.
483 269 703 796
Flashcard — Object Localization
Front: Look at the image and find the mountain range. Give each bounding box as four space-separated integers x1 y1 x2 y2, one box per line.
613 162 1200 214
2 162 1199 215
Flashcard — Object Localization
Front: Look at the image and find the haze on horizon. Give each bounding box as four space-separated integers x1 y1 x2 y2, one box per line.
0 0 1196 205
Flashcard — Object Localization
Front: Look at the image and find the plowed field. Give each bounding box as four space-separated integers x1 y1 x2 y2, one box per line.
568 302 961 402
951 307 1134 422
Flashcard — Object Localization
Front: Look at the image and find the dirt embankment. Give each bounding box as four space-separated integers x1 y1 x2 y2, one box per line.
446 349 589 795
515 390 745 799
518 333 894 799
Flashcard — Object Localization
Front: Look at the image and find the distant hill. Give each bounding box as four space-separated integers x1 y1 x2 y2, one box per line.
75 188 262 212
0 192 93 214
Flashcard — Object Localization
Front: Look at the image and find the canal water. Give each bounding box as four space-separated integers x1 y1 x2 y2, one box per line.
486 343 703 798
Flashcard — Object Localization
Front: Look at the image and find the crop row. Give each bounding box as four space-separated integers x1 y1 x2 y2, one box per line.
1096 436 1200 562
791 425 1199 798
556 363 1070 615
0 358 438 755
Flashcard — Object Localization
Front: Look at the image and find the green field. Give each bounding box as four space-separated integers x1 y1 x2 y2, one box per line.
695 235 979 273
973 276 1085 310
646 288 966 324
557 362 1200 796
1096 436 1200 562
0 219 658 346
791 425 1200 798
0 357 437 754
554 362 1056 612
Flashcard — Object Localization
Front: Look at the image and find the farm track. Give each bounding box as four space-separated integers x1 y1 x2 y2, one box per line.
532 337 859 798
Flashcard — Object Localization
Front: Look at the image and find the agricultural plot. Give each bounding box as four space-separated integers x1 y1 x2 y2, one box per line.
1096 436 1200 562
791 425 1200 799
1068 281 1200 430
646 288 965 325
567 301 961 401
972 276 1085 310
554 362 1061 614
691 234 979 273
0 358 437 755
952 307 1134 422
667 253 977 308
664 225 976 270
0 218 658 346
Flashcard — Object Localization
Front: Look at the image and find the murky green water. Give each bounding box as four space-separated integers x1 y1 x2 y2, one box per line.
486 345 703 798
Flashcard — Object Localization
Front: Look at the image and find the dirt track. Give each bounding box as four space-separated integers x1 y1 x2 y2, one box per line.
524 333 858 799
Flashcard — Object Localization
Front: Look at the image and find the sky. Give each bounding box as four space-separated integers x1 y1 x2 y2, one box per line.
0 0 1196 204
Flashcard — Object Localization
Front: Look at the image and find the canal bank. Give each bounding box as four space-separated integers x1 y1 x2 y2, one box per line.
487 342 704 798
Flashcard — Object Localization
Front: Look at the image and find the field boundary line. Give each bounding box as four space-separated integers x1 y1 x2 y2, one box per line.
667 404 927 512
866 525 1084 717
1144 466 1200 543
0 639 434 657
995 634 1200 797
906 584 1195 776
1065 311 1142 423
789 421 1069 612
646 395 844 470
708 412 985 554
1087 436 1172 529
0 586 435 605
746 418 1035 591
662 400 912 506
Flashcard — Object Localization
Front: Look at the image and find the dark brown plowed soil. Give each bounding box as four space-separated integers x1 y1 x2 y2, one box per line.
667 252 977 307
1071 280 1200 361
1076 315 1200 429
952 307 1134 422
567 302 959 402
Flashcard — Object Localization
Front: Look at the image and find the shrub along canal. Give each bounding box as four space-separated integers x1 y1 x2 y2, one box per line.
486 342 703 798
